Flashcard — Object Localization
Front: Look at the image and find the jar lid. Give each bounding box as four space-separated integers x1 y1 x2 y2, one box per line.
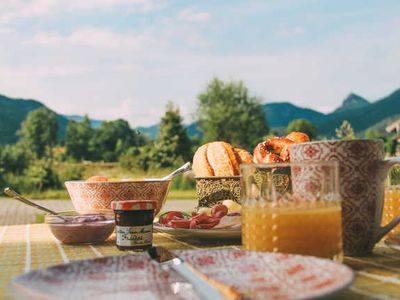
111 200 157 211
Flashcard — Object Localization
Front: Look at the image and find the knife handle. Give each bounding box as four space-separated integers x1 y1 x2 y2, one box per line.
184 262 241 300
172 261 222 300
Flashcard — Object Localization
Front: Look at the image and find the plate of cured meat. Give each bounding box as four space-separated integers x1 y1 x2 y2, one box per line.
154 201 241 239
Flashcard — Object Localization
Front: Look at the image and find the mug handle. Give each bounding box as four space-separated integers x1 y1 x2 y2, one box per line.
372 157 400 244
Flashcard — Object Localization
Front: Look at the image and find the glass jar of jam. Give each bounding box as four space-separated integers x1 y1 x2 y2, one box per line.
111 200 157 251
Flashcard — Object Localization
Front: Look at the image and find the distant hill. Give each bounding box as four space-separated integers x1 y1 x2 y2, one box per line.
359 113 400 136
333 93 370 113
136 124 160 140
138 91 400 139
316 89 400 136
186 122 202 138
136 122 202 140
1 87 400 144
64 115 103 129
263 102 325 128
136 102 326 139
0 94 68 144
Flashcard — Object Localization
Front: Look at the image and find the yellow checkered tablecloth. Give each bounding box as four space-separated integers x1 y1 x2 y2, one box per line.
0 224 400 299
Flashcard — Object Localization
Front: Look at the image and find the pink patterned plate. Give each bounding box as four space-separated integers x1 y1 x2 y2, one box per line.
154 223 241 239
12 249 353 300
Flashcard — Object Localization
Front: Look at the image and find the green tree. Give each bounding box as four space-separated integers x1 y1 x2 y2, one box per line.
17 107 58 159
119 144 152 172
0 144 30 174
58 164 86 182
23 159 59 191
89 119 140 162
0 171 4 192
196 78 268 149
0 147 5 191
287 119 318 140
64 116 94 161
151 102 192 168
335 120 355 140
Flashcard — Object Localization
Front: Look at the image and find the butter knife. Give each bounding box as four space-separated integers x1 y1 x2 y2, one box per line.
148 246 240 300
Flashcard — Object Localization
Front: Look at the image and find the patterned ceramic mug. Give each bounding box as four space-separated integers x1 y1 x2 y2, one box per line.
290 139 400 256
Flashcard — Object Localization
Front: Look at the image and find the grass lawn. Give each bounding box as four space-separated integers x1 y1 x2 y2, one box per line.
26 188 197 200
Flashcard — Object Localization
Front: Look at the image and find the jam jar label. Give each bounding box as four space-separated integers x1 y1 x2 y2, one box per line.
116 225 153 247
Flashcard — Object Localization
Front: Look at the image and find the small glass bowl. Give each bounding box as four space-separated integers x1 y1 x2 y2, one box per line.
45 211 115 244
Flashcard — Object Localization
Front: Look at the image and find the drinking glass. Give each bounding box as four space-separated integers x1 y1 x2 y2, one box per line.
241 162 343 260
383 185 400 236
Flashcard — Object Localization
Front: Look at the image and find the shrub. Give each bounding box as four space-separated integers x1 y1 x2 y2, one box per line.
58 164 86 182
119 145 153 172
170 174 195 190
21 160 60 191
0 144 30 174
119 147 141 170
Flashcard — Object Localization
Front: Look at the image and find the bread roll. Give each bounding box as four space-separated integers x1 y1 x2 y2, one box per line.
192 142 252 177
207 142 239 176
233 148 253 164
192 144 214 177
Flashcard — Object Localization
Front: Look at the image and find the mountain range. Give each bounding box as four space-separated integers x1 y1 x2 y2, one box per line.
1 88 400 145
138 89 400 139
65 115 103 129
0 95 69 144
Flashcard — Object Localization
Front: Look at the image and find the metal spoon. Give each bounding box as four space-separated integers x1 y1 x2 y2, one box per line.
4 187 67 221
162 162 192 180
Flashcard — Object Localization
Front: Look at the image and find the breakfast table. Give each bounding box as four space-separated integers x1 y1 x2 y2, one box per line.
0 223 399 299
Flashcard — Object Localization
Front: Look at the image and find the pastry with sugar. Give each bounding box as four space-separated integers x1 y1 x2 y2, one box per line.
253 132 310 164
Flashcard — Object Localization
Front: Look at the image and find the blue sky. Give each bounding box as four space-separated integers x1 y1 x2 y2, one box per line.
1 0 400 126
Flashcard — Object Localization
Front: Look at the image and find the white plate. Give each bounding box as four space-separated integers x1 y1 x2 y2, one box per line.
12 249 354 300
154 223 241 239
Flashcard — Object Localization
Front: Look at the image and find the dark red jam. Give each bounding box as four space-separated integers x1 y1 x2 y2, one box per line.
111 200 156 251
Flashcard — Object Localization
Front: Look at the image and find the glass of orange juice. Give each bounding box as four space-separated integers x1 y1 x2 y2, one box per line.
383 185 400 236
241 162 343 260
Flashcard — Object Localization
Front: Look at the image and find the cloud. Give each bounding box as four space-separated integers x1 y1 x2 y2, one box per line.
90 97 167 127
26 27 155 50
1 2 399 126
65 0 167 12
0 25 13 34
177 8 210 23
3 18 400 124
0 65 90 77
0 0 167 23
97 97 136 120
276 26 305 37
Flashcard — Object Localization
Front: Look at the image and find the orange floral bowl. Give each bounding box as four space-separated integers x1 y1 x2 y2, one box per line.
65 179 172 215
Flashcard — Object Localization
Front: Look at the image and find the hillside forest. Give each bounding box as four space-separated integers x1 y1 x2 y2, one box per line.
0 78 399 197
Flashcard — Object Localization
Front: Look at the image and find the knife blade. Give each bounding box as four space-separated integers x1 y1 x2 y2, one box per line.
148 246 241 300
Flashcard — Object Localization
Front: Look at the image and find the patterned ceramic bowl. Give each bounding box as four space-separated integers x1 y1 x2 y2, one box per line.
195 176 241 207
65 179 171 215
